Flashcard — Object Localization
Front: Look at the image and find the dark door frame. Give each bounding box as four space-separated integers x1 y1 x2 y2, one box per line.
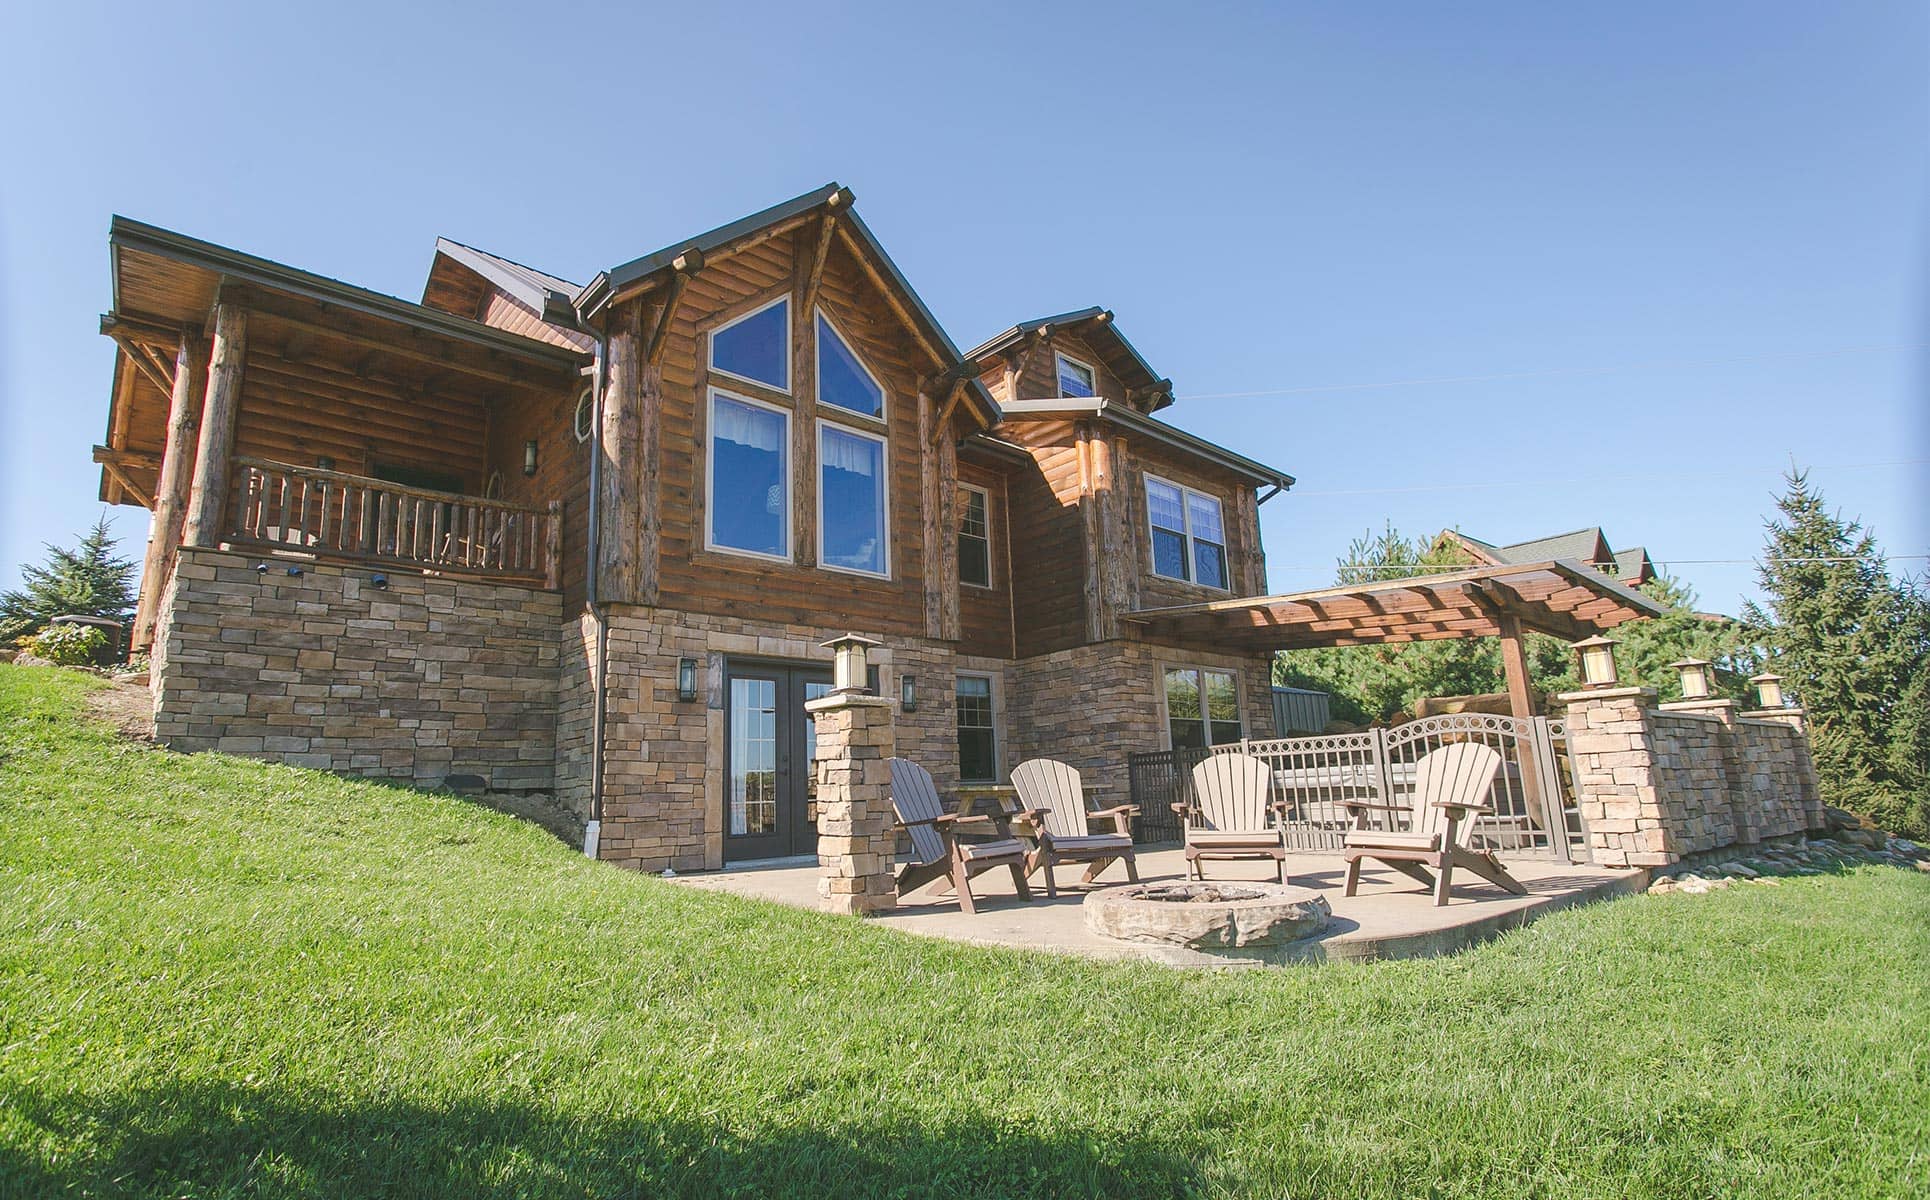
722 658 834 863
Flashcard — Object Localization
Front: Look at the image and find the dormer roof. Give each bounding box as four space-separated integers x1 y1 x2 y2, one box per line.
966 308 1173 412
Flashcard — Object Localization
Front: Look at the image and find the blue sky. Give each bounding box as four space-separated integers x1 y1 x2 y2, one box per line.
3 1 1924 613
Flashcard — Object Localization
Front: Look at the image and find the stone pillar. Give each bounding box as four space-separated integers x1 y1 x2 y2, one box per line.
1560 686 1676 868
1661 698 1755 847
1746 706 1826 832
807 691 897 915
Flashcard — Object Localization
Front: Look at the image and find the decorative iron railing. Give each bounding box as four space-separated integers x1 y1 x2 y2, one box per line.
1126 714 1587 861
227 457 563 588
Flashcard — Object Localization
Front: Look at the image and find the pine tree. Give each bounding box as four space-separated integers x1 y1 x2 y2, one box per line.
1744 470 1928 838
0 515 138 644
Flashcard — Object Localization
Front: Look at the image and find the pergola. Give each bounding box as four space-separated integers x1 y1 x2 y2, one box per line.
1123 560 1666 721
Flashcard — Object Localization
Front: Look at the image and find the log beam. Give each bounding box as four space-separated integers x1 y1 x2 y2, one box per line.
129 329 209 648
182 300 247 548
597 299 645 605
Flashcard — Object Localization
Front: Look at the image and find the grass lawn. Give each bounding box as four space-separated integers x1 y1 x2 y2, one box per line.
2 664 1926 1199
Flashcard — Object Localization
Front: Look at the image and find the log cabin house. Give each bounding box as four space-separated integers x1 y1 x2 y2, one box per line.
96 183 1326 870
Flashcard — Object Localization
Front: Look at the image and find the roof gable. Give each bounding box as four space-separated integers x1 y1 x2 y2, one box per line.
966 308 1172 412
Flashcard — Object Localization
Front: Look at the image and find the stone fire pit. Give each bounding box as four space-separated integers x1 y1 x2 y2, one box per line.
1083 881 1332 949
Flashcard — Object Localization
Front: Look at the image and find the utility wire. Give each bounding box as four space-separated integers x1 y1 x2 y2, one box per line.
1289 458 1928 498
1176 342 1923 402
1266 555 1929 575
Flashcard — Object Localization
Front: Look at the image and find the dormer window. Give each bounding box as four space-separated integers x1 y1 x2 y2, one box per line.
815 310 885 420
710 296 790 392
1146 475 1227 589
1056 353 1096 398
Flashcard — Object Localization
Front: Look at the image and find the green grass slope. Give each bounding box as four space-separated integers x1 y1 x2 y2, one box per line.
2 664 1926 1199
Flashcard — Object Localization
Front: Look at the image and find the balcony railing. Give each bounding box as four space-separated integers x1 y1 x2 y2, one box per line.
228 457 562 589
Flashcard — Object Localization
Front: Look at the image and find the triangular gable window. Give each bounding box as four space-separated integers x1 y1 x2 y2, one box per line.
816 310 885 420
710 297 790 392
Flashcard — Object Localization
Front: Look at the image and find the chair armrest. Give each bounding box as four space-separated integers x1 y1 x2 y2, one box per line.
1429 800 1496 816
932 812 997 828
893 814 943 830
1090 804 1139 818
1170 802 1196 817
1339 800 1410 813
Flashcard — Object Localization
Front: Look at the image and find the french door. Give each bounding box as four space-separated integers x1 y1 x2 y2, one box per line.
723 661 834 863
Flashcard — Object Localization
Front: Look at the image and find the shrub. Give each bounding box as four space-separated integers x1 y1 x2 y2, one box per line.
28 623 110 667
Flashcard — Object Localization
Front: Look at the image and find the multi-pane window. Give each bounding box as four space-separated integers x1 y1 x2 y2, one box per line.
1164 667 1243 750
710 296 790 392
816 311 885 419
958 484 991 588
818 422 888 577
1146 476 1227 588
708 390 789 560
956 675 997 782
1056 353 1096 398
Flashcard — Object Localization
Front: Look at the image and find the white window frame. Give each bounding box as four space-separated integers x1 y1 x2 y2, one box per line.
707 294 792 395
572 386 594 443
958 482 993 590
955 672 1000 783
814 306 887 425
1055 351 1097 399
815 417 891 580
1144 472 1228 590
705 387 793 564
1159 664 1245 750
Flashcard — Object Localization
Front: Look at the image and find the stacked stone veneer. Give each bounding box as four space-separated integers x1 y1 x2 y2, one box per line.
1563 686 1823 868
809 693 898 914
152 548 561 790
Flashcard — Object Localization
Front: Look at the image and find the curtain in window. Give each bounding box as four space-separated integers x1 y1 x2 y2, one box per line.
820 424 886 574
710 395 788 557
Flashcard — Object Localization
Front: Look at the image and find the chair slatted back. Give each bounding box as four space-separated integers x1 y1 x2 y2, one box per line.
1410 742 1503 847
1011 758 1088 840
1189 753 1273 832
887 757 947 866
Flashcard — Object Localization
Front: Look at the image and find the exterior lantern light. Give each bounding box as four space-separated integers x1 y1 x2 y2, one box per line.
1750 672 1786 710
899 672 917 712
315 455 335 471
1670 657 1715 701
523 439 539 477
676 657 699 704
1571 635 1620 689
820 633 884 696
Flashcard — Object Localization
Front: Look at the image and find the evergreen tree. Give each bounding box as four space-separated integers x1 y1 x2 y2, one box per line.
0 515 138 644
1743 470 1928 838
1607 573 1760 703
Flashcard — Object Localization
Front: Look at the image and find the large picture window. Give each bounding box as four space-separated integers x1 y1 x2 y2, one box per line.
818 422 888 577
956 675 997 782
710 296 790 392
707 390 790 560
1164 667 1243 750
958 484 991 588
1146 476 1227 588
816 310 885 420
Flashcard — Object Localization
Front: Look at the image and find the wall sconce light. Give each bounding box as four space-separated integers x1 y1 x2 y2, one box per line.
1670 657 1714 700
820 633 884 696
523 439 539 477
1750 672 1786 709
677 657 699 703
899 672 917 712
1571 635 1621 689
284 566 303 577
315 456 335 471
369 573 389 590
254 562 269 575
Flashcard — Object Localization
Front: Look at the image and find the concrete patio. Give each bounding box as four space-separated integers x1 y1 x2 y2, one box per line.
676 847 1646 967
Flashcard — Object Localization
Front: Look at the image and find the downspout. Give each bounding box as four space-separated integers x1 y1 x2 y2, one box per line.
577 287 612 860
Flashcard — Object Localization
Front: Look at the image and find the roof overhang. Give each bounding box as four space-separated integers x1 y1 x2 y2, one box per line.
966 308 1172 412
996 397 1295 492
573 182 1000 432
430 237 583 328
107 217 587 369
1123 560 1665 653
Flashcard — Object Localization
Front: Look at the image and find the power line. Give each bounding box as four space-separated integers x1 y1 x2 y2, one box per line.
1289 458 1928 499
1265 555 1929 575
1176 342 1923 402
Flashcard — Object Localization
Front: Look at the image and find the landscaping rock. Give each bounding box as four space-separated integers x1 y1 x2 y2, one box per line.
1823 806 1864 831
1084 882 1333 948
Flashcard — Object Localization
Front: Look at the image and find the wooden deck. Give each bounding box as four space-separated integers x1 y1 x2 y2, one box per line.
675 848 1645 967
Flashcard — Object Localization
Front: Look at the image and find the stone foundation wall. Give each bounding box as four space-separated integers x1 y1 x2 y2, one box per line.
1564 687 1822 868
153 548 562 791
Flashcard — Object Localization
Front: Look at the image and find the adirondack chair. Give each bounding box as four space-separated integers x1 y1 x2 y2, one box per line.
887 758 1032 915
1009 758 1138 898
1340 742 1529 907
1178 753 1290 881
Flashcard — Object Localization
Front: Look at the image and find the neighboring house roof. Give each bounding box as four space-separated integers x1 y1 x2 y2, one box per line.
965 308 1173 412
996 398 1295 492
1439 526 1655 585
573 182 1000 430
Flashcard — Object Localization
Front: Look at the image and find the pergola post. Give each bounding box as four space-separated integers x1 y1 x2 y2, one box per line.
1493 611 1537 721
182 299 247 548
131 328 208 649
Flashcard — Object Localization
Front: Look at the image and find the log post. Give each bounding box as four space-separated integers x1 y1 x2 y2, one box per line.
131 328 207 649
182 300 247 548
1494 610 1549 844
919 387 942 639
598 299 644 605
543 500 564 592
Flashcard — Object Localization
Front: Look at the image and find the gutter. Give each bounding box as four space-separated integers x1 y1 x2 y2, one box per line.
997 397 1296 492
576 275 613 860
